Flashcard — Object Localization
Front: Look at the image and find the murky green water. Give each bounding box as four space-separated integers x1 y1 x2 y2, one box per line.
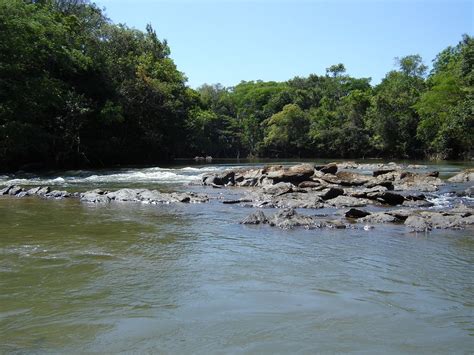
1 161 473 353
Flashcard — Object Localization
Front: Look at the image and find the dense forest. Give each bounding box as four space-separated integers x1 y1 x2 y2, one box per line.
0 0 473 171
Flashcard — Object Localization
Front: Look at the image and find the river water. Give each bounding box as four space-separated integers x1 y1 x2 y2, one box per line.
0 160 473 353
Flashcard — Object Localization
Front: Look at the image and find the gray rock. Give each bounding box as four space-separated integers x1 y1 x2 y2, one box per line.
269 208 321 229
240 210 269 225
327 195 370 207
8 186 24 196
405 216 432 232
448 168 474 182
361 212 400 224
0 185 13 195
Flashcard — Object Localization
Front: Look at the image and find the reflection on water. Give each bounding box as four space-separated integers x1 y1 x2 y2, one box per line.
0 162 473 353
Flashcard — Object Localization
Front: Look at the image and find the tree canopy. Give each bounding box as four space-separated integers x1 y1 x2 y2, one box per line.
0 0 472 171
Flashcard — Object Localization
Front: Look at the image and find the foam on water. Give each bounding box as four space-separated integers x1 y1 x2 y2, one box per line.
0 166 228 187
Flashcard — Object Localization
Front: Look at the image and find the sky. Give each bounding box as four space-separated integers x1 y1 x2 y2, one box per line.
95 0 473 88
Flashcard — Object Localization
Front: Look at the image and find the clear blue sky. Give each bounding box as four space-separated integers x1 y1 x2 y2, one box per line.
96 0 473 88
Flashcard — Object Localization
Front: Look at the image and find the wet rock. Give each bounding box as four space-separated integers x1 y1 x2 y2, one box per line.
222 198 253 205
325 219 347 229
367 191 405 206
320 187 344 200
240 210 269 225
345 208 371 219
405 216 432 232
403 199 434 208
269 208 321 229
456 186 474 197
316 163 338 175
448 168 474 183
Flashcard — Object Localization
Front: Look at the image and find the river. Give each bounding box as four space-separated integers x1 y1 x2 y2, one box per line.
1 160 473 353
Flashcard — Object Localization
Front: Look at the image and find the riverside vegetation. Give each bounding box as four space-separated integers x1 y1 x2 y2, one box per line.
0 0 473 172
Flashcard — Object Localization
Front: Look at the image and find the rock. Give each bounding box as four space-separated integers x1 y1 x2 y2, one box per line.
222 199 253 204
45 190 71 199
107 188 143 202
262 182 295 195
373 169 396 177
169 192 209 204
395 172 444 192
316 163 338 175
405 215 432 232
8 186 24 196
403 199 434 208
347 186 388 198
426 171 439 178
36 187 51 196
448 168 474 183
269 208 321 229
367 191 405 206
240 210 269 225
0 185 13 195
456 186 474 197
320 187 344 201
298 181 321 188
81 190 110 203
327 195 370 207
345 208 371 219
325 219 347 229
365 180 394 190
333 171 370 186
25 187 42 196
202 171 235 186
361 212 400 224
266 164 315 184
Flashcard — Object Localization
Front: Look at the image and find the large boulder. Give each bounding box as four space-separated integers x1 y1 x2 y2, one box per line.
265 164 315 184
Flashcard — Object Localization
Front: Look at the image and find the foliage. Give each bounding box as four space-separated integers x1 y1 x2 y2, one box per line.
0 1 471 170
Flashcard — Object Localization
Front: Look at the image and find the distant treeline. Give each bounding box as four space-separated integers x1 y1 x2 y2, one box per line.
1 0 473 171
